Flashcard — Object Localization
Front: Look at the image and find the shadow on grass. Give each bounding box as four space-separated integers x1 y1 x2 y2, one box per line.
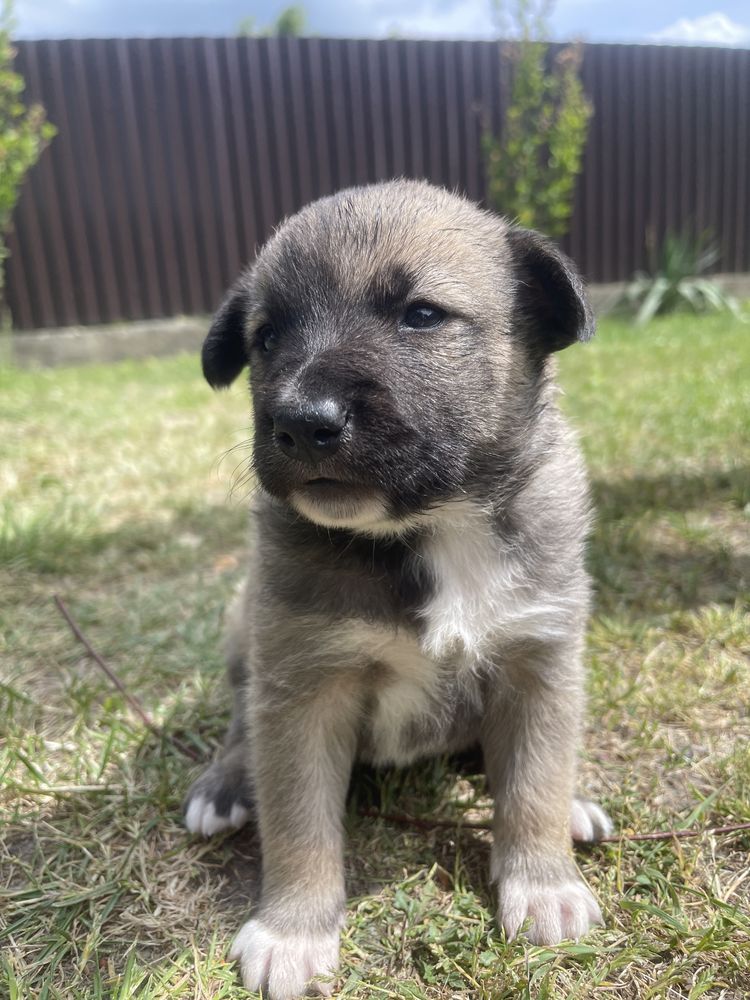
344 748 495 901
589 467 749 616
591 465 749 519
0 500 249 576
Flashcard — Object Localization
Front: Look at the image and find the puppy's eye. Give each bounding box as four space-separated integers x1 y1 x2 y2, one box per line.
257 325 278 353
402 303 446 330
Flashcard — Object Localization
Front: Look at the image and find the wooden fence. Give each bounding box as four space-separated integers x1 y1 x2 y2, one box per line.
6 38 750 329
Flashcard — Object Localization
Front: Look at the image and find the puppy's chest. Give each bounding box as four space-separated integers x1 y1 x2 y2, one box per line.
416 505 566 660
352 509 560 765
303 505 573 764
354 627 478 765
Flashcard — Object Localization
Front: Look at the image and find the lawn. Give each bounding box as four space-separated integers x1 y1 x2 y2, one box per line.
1 311 749 999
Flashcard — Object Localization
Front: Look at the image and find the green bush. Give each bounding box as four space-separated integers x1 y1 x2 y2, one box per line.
0 0 55 323
482 1 591 239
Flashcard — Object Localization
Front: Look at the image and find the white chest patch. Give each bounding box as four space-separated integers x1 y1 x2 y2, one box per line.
329 501 572 764
418 500 573 662
342 623 440 765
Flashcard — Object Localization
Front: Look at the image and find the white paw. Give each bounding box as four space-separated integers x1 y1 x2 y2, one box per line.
498 875 603 944
230 919 339 999
570 799 613 843
184 795 250 837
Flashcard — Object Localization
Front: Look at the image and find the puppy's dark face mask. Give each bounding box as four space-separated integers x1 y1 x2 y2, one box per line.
202 182 594 534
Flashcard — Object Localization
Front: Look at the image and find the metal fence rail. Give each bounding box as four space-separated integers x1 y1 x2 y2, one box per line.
6 38 750 330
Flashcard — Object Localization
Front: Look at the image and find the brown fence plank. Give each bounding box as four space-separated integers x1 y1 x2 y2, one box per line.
114 38 165 317
203 37 242 282
4 222 34 329
286 39 316 207
459 41 481 202
243 39 278 245
305 39 335 197
265 38 298 216
734 52 749 271
221 38 255 260
384 41 406 178
68 39 123 323
403 40 425 178
345 41 371 186
155 38 204 314
132 40 183 317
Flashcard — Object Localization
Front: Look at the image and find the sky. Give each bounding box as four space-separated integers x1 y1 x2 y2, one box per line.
12 0 750 46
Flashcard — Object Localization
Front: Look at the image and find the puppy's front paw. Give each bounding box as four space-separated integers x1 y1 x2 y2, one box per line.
184 793 250 837
230 919 339 999
495 856 603 944
183 748 254 837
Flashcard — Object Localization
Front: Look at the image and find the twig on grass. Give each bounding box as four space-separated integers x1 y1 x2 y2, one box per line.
358 807 750 845
596 822 750 843
53 594 200 761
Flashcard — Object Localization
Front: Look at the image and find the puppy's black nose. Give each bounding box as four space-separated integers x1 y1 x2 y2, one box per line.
273 399 348 464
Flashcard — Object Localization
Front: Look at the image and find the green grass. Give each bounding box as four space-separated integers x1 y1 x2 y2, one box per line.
2 311 749 999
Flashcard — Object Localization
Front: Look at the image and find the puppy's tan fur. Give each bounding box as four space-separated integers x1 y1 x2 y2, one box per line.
185 181 611 998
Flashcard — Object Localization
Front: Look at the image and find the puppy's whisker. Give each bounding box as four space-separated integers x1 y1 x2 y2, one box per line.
213 434 255 477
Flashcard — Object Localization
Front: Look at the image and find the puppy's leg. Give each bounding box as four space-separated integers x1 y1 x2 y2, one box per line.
482 640 604 944
231 677 361 1000
184 589 254 836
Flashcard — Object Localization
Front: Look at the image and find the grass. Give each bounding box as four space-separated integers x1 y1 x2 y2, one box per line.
2 310 749 999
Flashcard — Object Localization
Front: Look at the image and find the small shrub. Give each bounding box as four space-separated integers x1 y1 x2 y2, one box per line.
0 0 55 324
482 0 592 239
620 232 744 326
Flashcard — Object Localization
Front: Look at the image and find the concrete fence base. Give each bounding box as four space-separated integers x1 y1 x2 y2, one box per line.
6 275 749 369
6 316 209 369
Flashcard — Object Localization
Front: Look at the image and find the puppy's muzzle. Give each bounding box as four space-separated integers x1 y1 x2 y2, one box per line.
272 397 349 466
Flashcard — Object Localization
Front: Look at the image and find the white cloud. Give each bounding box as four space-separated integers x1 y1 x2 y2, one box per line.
374 0 496 39
650 12 750 47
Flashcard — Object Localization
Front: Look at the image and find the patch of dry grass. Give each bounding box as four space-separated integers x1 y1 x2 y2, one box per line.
1 311 749 998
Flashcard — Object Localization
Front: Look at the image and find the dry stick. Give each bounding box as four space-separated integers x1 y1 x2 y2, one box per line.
54 595 750 844
358 809 750 844
53 595 200 761
597 822 750 843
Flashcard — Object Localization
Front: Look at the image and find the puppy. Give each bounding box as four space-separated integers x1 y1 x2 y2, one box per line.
185 179 612 998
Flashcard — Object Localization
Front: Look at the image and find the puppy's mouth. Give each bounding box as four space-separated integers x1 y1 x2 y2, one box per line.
302 476 363 495
296 476 373 509
290 478 399 534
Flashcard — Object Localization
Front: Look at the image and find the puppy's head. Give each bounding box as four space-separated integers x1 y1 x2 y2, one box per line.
203 181 593 534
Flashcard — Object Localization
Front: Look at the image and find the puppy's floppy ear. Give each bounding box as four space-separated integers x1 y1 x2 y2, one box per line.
506 226 595 353
202 281 250 389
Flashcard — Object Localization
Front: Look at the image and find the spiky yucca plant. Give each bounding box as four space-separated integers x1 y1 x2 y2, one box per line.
621 232 744 326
